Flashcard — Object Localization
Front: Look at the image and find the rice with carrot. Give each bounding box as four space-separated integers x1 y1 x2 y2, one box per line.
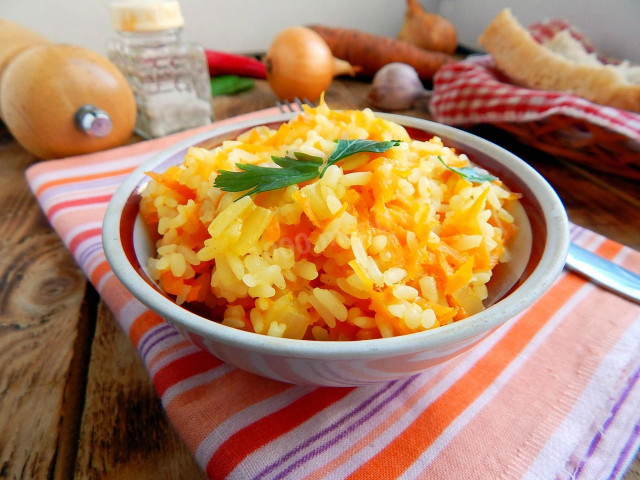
140 101 519 340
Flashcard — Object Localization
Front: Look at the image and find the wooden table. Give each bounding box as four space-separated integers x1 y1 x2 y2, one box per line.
0 79 638 479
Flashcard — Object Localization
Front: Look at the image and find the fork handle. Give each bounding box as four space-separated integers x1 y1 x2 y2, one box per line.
566 243 640 304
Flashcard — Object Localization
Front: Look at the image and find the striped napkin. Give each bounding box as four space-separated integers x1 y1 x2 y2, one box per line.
25 108 640 480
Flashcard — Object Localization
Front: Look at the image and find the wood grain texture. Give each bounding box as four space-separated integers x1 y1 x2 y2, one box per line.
628 459 640 480
52 285 98 480
0 140 86 479
74 301 205 480
212 80 276 121
212 78 433 122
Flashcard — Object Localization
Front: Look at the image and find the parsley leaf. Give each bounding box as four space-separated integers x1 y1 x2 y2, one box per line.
321 139 401 176
214 139 401 199
210 75 254 96
437 156 497 183
214 159 319 198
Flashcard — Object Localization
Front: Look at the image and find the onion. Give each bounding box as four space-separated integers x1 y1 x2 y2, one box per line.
397 0 457 54
265 27 355 101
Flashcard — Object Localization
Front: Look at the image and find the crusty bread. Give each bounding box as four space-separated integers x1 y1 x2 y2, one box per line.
478 9 640 113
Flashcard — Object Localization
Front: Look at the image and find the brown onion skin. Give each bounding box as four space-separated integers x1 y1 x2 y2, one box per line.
266 27 347 102
397 0 458 54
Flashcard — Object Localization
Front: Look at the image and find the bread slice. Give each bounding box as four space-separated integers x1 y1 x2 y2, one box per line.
478 9 640 113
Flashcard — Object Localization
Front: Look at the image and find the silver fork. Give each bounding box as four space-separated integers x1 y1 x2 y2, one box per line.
276 97 313 113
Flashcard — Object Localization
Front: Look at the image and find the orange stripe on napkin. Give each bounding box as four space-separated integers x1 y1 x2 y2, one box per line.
207 387 355 479
154 351 224 396
421 283 636 478
147 340 193 370
48 194 113 217
349 273 585 479
303 347 477 480
165 369 293 452
596 238 623 259
88 261 112 287
35 167 137 197
129 311 165 348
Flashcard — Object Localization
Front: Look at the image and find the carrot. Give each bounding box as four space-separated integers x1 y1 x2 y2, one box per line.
292 190 322 227
141 210 158 226
263 216 281 243
307 25 454 79
160 271 185 296
146 171 196 201
186 284 202 303
445 256 474 294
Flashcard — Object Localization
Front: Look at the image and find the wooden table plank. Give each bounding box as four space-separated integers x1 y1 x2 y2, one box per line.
52 285 99 480
0 138 88 479
74 300 205 479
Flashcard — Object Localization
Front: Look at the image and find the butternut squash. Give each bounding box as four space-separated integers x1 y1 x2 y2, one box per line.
1 44 136 159
0 19 48 78
0 19 49 118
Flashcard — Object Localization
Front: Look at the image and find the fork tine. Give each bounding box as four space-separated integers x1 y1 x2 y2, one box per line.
276 97 313 113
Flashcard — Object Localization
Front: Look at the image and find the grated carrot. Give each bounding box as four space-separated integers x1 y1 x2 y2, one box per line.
292 190 322 227
445 256 475 294
141 100 520 340
146 171 196 201
262 216 281 243
160 271 185 296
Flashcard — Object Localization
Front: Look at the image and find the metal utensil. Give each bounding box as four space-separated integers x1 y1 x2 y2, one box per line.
566 243 640 304
276 97 313 113
74 104 112 137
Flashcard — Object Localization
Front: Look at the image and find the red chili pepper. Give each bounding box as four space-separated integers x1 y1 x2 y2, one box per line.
205 50 267 79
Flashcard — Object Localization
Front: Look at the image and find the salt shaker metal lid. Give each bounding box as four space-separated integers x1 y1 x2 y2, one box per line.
109 0 185 32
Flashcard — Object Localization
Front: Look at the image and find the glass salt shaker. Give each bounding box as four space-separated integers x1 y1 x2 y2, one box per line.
107 0 212 138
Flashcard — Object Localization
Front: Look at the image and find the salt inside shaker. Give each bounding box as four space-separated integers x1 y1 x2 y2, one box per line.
107 0 212 138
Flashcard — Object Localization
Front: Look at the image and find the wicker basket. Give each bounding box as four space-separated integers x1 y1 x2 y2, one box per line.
492 115 640 180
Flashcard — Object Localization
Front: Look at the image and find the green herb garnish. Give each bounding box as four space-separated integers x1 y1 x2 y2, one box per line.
214 139 401 199
210 75 254 96
438 156 497 183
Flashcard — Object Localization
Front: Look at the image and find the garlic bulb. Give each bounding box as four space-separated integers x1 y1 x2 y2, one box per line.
368 62 429 111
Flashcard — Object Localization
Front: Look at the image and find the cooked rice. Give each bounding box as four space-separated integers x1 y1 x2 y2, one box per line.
140 101 519 340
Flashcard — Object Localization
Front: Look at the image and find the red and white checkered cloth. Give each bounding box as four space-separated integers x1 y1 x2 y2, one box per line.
430 20 640 143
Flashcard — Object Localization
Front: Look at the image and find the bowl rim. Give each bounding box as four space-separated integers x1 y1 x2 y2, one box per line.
103 111 569 360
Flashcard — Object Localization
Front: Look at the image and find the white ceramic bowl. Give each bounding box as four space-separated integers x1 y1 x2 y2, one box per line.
103 112 569 386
